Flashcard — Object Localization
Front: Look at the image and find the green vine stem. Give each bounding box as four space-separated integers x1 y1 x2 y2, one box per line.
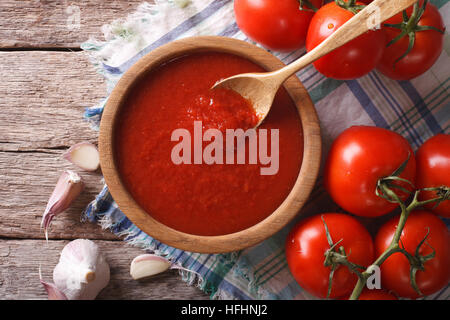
335 0 366 15
321 152 449 300
298 0 320 12
348 188 446 300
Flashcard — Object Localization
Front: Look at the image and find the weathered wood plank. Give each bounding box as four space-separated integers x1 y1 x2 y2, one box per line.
0 51 112 239
0 0 145 48
0 3 210 299
0 239 208 300
0 51 105 151
0 150 117 240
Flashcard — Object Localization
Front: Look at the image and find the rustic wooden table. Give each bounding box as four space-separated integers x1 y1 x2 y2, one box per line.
0 0 208 300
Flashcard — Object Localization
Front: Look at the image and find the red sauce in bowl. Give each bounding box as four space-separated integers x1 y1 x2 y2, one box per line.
115 52 303 236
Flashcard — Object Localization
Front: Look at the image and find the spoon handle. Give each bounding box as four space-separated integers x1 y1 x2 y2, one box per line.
272 0 418 83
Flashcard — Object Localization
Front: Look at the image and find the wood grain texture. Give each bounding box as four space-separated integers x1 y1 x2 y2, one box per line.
0 150 113 240
0 51 111 240
0 1 208 300
0 0 144 48
0 50 207 299
0 239 209 300
99 36 321 253
0 51 104 151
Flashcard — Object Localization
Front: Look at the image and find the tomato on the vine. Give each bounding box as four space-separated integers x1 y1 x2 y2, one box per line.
234 0 324 52
415 134 450 218
305 1 385 80
324 126 416 217
377 2 445 80
375 211 450 299
286 213 374 298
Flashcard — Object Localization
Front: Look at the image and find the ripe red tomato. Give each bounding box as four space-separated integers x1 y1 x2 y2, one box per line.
324 126 416 217
286 213 374 298
234 0 324 51
377 2 445 80
375 211 450 299
305 2 385 79
415 134 450 218
340 289 398 300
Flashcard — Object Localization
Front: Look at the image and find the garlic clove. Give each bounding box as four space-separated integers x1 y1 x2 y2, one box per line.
63 142 100 172
53 239 110 300
41 170 83 240
130 254 171 280
39 267 67 300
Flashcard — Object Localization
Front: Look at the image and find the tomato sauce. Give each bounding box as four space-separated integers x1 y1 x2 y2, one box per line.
115 52 303 236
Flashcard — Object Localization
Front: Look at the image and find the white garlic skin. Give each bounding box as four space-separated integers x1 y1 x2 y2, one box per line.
53 239 110 300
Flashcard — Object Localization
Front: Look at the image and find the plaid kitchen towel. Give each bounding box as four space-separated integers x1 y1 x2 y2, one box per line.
82 0 450 300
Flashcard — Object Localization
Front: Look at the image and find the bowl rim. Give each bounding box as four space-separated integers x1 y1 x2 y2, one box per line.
99 36 321 253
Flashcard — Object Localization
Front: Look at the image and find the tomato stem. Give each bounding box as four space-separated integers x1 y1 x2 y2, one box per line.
322 151 449 299
384 0 445 66
375 152 412 206
335 0 365 15
321 215 366 298
347 154 449 299
348 186 449 300
298 0 320 12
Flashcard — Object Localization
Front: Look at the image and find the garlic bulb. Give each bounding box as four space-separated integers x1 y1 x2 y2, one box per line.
53 239 110 300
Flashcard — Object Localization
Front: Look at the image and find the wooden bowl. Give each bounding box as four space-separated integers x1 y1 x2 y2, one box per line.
99 36 321 253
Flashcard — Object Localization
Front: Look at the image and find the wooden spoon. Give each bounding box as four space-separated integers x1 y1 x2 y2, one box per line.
213 0 417 126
